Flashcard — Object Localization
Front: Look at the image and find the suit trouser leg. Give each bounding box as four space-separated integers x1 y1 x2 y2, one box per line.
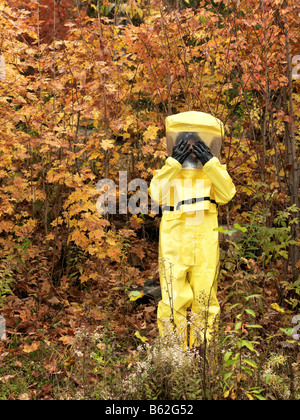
157 260 219 348
157 212 220 348
157 259 193 348
188 261 220 347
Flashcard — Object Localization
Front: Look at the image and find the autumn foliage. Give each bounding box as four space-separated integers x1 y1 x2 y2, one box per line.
0 0 299 400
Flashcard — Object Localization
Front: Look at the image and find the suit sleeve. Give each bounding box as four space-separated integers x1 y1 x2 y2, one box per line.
202 157 236 205
148 157 182 206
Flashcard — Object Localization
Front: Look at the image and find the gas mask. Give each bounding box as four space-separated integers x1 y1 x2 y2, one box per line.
166 111 223 169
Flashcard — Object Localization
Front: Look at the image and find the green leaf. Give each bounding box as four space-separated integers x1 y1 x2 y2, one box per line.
245 294 262 301
265 373 272 385
280 327 293 336
233 223 247 233
224 359 237 367
227 229 238 236
239 340 254 351
249 388 267 400
242 366 253 376
246 324 263 328
245 309 256 317
214 226 227 233
224 351 232 362
255 394 267 400
224 372 233 380
235 321 242 331
244 359 258 368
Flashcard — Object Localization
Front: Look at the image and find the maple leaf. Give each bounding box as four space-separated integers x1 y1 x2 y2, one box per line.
107 246 122 262
131 245 145 260
100 139 114 151
23 341 41 353
130 215 143 229
143 125 160 141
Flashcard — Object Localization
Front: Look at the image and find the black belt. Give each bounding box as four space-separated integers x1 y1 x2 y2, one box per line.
162 197 218 213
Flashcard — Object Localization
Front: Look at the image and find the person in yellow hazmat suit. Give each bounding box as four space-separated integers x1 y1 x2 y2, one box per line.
148 111 236 349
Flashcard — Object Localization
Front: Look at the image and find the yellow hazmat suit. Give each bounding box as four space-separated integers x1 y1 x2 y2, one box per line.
149 112 236 348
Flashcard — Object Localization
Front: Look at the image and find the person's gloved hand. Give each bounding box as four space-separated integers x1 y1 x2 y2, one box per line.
192 139 213 166
171 138 192 164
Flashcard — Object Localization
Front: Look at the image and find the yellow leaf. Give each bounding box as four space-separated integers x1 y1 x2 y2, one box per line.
106 236 117 245
143 125 160 141
46 233 55 241
80 274 89 284
100 139 114 151
23 341 41 353
134 331 148 343
128 290 144 301
223 389 230 398
271 303 285 314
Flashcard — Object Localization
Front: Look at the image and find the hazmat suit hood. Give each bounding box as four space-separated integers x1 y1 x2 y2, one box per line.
165 111 224 169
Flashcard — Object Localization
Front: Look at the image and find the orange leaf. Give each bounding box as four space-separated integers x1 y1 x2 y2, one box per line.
130 215 143 229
